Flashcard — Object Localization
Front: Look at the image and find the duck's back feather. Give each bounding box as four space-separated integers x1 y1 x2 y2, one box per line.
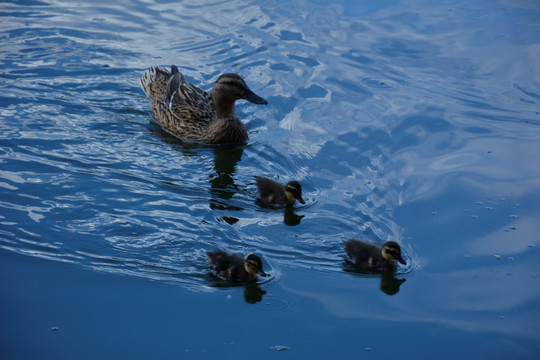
141 66 170 102
169 76 215 127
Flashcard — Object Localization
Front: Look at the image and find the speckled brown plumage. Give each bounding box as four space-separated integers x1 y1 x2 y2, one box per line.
140 65 267 145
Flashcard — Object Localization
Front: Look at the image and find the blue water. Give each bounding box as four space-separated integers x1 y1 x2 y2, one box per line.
1 0 540 358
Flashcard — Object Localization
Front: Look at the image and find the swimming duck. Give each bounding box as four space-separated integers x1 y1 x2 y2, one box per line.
343 239 406 271
256 177 306 207
140 65 268 145
207 250 267 282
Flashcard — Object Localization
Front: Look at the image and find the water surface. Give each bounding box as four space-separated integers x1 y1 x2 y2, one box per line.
1 0 539 358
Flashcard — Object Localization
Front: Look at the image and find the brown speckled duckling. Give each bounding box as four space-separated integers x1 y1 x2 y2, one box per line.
140 65 267 145
256 177 305 207
344 239 406 271
207 250 267 282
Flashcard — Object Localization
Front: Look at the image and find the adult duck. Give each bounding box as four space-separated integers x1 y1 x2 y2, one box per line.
140 65 267 145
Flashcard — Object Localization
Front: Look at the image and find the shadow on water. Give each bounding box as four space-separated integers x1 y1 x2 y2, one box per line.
343 264 407 296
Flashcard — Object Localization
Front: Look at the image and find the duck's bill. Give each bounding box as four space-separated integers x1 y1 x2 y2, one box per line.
258 270 268 277
243 89 268 105
397 256 407 265
297 196 306 204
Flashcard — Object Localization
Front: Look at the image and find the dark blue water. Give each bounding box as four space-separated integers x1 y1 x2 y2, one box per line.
1 0 539 358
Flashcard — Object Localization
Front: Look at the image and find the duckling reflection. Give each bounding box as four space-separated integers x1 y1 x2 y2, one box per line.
284 207 305 226
207 250 267 282
209 281 267 304
343 265 407 295
256 177 305 207
380 272 406 296
243 282 267 304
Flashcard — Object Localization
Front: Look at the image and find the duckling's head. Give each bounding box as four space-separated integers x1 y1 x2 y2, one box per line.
381 241 407 265
285 180 306 205
213 74 268 115
244 253 267 278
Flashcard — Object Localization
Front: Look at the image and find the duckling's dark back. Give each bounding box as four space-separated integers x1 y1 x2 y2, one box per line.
344 239 399 271
256 177 288 205
207 250 249 281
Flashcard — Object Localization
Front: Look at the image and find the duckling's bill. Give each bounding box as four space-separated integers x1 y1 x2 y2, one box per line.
258 269 269 277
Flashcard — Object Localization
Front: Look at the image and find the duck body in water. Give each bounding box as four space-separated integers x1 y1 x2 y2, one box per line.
344 239 406 271
141 65 267 145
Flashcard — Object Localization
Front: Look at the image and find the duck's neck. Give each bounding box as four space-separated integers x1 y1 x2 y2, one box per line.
213 93 237 120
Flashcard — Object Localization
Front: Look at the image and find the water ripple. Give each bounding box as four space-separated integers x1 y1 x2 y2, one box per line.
2 0 538 297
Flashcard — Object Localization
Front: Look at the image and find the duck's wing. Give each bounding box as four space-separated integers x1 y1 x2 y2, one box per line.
168 73 215 126
140 66 170 102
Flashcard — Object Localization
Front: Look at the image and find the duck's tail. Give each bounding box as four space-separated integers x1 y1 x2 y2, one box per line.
140 66 171 102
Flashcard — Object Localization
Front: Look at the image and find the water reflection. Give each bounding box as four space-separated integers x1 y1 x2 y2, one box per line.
209 145 243 208
343 266 407 296
243 282 267 304
284 207 304 226
149 125 245 211
210 281 267 304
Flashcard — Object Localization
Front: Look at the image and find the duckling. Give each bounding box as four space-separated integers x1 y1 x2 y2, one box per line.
344 239 406 271
256 177 306 207
207 250 267 282
140 65 268 145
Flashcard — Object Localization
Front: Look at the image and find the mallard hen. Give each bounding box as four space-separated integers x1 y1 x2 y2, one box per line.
141 65 267 145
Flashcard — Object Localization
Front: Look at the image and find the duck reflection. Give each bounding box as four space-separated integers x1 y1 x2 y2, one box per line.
208 145 244 211
343 266 407 295
148 125 244 211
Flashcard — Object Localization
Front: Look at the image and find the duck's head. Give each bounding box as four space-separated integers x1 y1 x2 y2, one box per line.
213 74 267 117
244 253 267 278
285 180 305 205
381 241 407 265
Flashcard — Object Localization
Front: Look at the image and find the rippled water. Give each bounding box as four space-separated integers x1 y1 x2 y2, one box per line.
1 0 540 358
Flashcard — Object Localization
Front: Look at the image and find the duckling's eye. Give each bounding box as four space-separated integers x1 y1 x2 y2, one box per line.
384 248 400 259
286 185 299 196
